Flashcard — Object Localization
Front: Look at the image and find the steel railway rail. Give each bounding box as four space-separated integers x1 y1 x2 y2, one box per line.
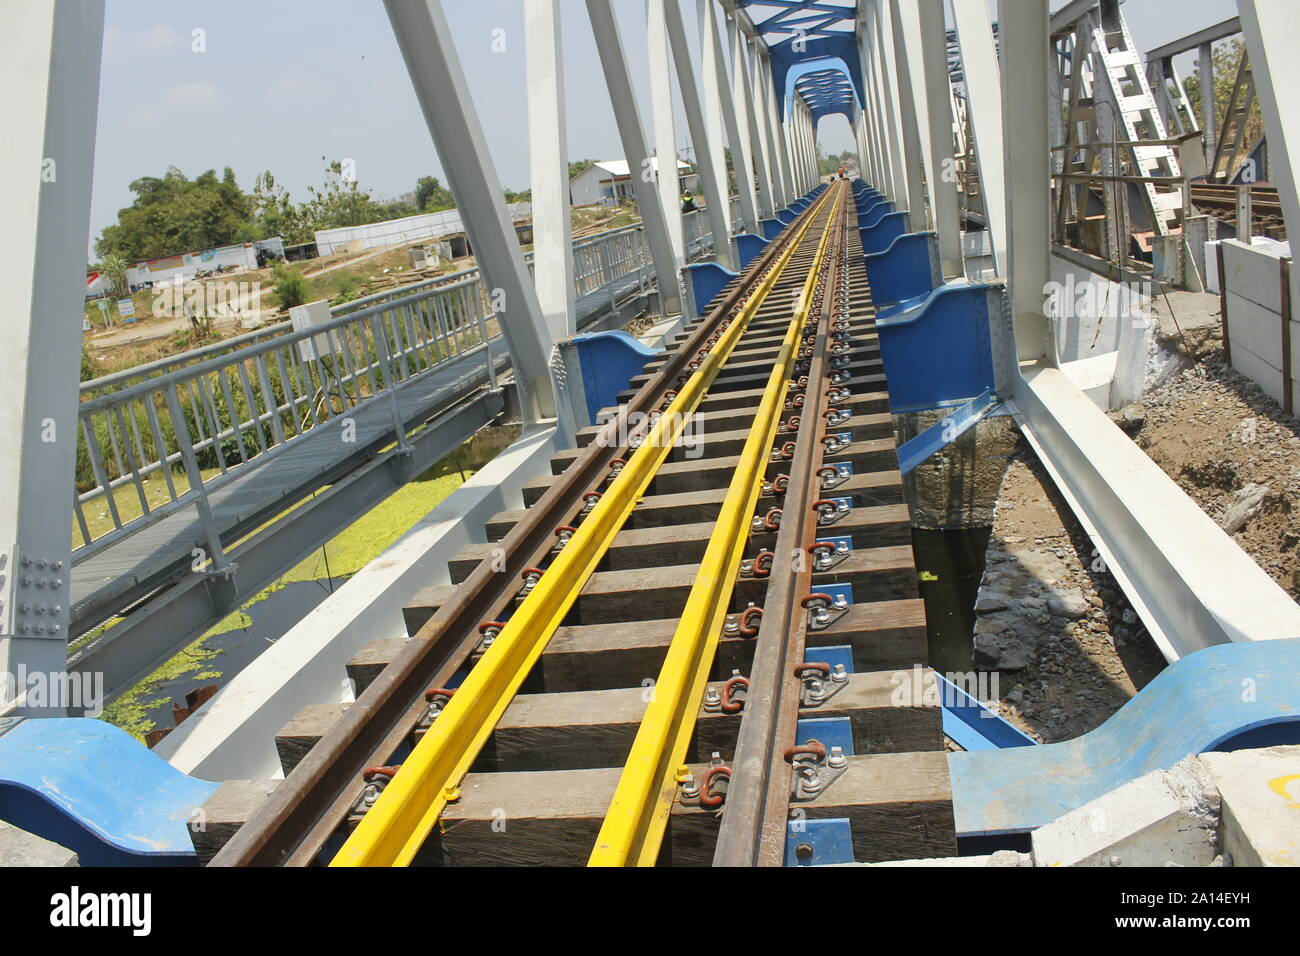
208 180 955 866
1188 182 1282 219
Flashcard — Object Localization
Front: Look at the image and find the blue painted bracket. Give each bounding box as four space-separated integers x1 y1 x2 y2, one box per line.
682 261 738 319
734 233 769 268
874 279 1003 413
932 668 1037 751
949 637 1300 836
759 218 784 240
863 230 938 302
896 390 999 475
0 718 219 865
776 209 796 225
571 330 658 423
859 212 913 257
856 189 884 208
859 200 894 228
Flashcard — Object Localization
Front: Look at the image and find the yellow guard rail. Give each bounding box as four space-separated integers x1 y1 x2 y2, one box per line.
331 186 835 867
589 182 844 866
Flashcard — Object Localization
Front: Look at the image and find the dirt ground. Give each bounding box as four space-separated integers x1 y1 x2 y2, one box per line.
976 289 1300 744
977 447 1168 743
1125 301 1300 601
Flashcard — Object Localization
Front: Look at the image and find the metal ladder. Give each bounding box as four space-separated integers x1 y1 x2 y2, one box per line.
1084 3 1183 236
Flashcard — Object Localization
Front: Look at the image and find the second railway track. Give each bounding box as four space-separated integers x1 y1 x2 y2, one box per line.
208 180 957 868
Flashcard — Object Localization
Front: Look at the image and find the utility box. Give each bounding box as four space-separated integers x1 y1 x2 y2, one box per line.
408 246 429 270
290 300 337 362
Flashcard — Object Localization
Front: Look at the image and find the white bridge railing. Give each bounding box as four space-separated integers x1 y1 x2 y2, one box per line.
74 206 735 566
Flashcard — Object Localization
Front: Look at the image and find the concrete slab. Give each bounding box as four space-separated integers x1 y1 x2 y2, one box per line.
1031 756 1219 867
1200 745 1300 867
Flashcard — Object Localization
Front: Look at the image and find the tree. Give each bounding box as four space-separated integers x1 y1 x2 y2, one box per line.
302 158 386 229
95 166 253 261
568 158 596 180
252 170 313 244
415 175 456 212
98 253 129 297
1185 39 1264 157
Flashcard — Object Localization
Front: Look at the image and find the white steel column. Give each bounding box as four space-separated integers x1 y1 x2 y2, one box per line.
859 7 892 195
0 1 105 709
664 0 735 269
854 107 873 185
950 0 1008 275
1240 1 1300 312
789 105 804 191
759 52 793 208
863 8 883 189
870 0 908 208
586 0 683 313
998 0 1054 365
793 101 812 191
525 0 574 343
697 0 737 238
648 0 685 267
732 23 775 217
786 90 801 194
702 0 759 231
896 1 935 217
884 0 926 221
808 108 819 186
914 0 963 274
754 47 780 208
802 104 815 188
388 0 558 424
1198 41 1218 171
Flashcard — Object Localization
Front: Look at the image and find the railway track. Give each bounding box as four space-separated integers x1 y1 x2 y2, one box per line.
1188 182 1282 219
206 180 956 867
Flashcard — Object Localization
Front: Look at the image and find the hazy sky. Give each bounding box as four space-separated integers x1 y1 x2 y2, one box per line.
88 0 1240 259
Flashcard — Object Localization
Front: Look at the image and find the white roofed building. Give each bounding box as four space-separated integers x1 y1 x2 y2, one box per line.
569 157 697 207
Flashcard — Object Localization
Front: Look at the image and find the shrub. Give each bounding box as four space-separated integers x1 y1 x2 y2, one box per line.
273 265 308 310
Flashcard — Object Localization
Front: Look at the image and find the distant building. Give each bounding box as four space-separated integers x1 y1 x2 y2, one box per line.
311 204 532 256
86 238 285 297
569 158 698 207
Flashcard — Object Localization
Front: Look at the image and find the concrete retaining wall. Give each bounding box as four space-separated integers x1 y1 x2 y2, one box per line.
1216 238 1298 411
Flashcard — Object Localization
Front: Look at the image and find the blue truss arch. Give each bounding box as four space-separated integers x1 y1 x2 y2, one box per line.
736 2 864 120
782 56 859 121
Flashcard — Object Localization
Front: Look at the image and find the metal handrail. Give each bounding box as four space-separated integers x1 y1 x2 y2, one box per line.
72 205 729 564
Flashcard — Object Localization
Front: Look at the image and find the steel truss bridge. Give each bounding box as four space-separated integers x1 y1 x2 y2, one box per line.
1 0 1299 868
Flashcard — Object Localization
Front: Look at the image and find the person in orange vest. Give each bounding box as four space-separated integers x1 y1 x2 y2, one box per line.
837 165 845 180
